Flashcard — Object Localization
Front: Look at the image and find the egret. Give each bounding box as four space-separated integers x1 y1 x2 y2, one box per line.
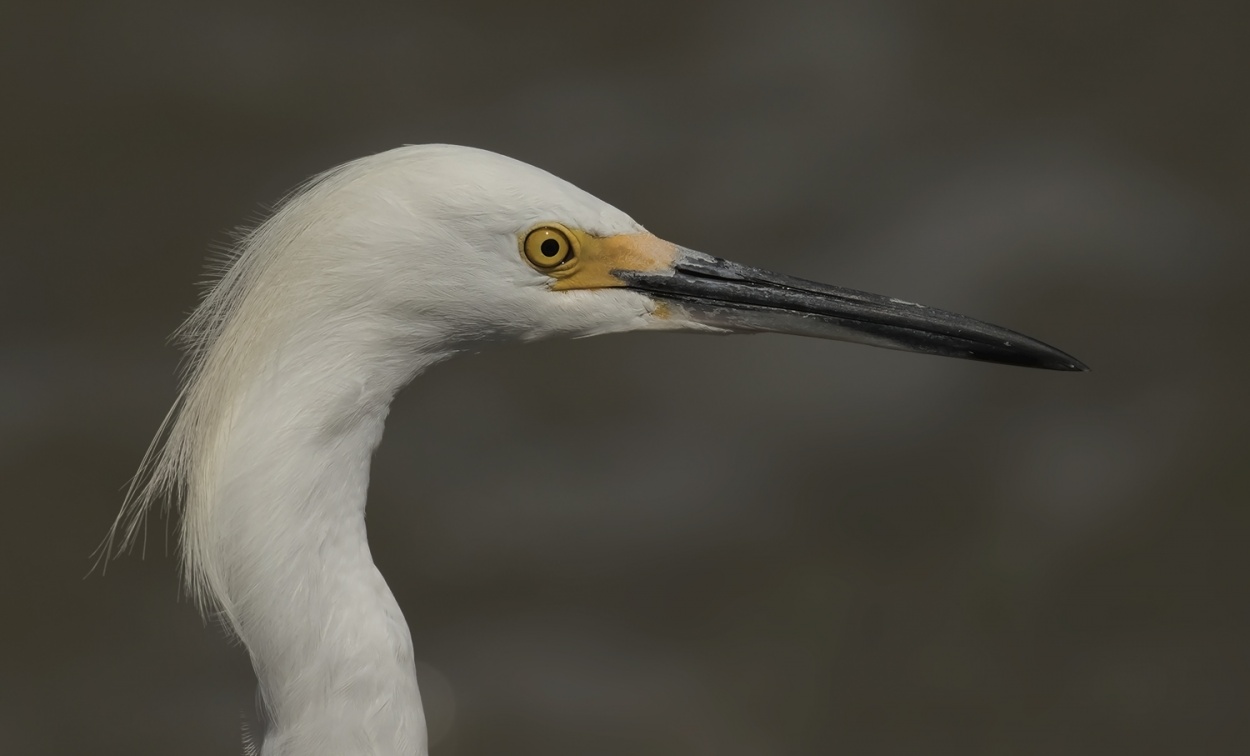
106 144 1085 756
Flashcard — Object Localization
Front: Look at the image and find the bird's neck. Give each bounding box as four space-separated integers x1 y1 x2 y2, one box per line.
200 324 445 756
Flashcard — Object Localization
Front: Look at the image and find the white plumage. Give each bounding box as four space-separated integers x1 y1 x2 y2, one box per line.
106 144 1083 756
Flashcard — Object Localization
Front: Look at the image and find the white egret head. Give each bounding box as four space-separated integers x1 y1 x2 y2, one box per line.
230 144 1085 372
283 145 669 348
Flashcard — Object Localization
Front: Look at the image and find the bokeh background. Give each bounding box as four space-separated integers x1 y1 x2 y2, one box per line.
4 1 1247 754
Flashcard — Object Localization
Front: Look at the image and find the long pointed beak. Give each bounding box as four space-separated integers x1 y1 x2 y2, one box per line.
617 247 1087 371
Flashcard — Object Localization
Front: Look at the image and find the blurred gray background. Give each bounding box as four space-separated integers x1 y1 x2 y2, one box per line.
3 1 1247 754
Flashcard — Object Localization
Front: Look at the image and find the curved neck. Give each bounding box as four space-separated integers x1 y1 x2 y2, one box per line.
203 327 444 756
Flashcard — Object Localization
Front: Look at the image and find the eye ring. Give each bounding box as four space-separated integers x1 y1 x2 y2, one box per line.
522 225 576 269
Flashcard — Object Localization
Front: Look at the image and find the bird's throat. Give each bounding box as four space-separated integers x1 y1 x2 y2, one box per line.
195 341 440 756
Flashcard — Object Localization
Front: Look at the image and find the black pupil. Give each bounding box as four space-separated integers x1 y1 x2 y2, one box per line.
540 238 561 257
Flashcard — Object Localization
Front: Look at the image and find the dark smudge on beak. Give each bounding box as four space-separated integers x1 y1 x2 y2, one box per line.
616 249 1088 371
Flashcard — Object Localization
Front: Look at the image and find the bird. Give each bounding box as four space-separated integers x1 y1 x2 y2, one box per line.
104 144 1086 756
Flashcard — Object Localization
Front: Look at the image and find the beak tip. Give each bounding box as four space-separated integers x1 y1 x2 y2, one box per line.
1034 348 1089 373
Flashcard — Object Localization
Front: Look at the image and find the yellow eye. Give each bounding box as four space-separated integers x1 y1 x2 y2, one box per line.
523 225 575 269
